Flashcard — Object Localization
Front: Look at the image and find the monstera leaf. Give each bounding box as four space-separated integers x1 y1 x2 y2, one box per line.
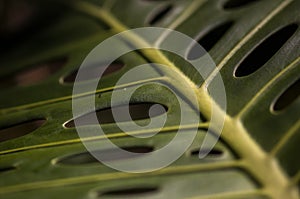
0 0 299 198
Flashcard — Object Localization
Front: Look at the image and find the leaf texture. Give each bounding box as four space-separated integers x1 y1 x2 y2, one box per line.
0 0 299 198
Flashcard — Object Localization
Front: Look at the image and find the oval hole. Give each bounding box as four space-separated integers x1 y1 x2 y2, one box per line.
57 146 154 165
273 78 300 111
99 186 159 197
235 24 298 77
0 119 46 143
223 0 261 10
148 4 173 26
0 166 17 173
0 57 67 87
190 148 223 158
62 61 124 83
187 21 233 60
64 103 167 128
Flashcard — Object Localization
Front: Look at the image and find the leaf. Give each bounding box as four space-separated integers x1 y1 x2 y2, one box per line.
0 0 299 198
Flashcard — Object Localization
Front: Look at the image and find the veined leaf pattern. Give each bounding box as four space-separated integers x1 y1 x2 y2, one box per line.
0 0 299 198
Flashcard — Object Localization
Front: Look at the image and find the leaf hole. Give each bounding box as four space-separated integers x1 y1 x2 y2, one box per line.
273 78 300 112
0 57 67 87
223 0 261 10
98 186 159 197
148 4 173 26
187 21 233 60
0 119 46 143
190 148 224 158
0 166 17 173
56 146 154 165
62 61 124 84
64 103 167 128
235 24 298 77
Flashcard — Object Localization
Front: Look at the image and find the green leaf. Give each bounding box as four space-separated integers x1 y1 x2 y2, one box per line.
0 0 299 198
